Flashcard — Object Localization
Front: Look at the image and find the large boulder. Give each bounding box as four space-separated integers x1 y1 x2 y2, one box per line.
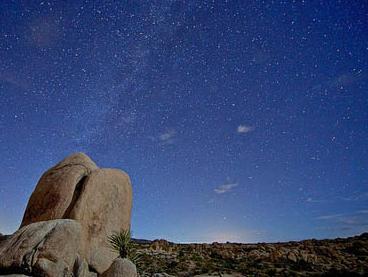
101 258 137 277
0 219 81 276
68 168 132 273
21 153 98 227
19 153 133 274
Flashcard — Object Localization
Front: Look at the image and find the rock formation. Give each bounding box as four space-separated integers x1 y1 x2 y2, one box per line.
21 153 98 227
133 234 368 276
101 258 137 277
68 168 132 273
0 153 135 276
0 220 80 276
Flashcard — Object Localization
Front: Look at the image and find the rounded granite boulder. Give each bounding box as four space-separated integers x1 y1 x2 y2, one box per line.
17 152 133 274
21 153 98 227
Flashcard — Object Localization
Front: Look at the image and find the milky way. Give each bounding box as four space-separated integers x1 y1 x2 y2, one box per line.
0 1 367 242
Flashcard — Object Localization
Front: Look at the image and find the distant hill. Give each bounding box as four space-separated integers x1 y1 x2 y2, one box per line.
132 238 153 244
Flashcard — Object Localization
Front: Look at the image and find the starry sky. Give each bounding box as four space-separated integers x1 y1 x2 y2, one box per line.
0 1 367 243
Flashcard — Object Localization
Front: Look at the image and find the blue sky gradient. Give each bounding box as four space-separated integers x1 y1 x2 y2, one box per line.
0 0 367 242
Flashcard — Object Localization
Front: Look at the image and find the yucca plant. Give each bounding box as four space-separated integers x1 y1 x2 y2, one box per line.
107 229 142 266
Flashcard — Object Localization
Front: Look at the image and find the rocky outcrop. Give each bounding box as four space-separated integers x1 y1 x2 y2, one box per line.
1 153 133 276
21 153 98 227
73 255 98 277
101 258 137 277
0 219 80 276
69 168 132 273
134 233 368 276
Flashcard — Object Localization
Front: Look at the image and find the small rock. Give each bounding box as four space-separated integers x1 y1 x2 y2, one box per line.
73 255 90 277
101 258 137 277
287 251 298 263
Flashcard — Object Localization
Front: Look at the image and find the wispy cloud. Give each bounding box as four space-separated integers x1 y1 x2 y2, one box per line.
0 71 30 89
306 191 368 204
159 129 176 145
316 210 368 231
337 192 368 202
329 70 365 88
237 125 254 134
310 69 366 93
306 197 331 204
214 182 238 194
316 213 345 220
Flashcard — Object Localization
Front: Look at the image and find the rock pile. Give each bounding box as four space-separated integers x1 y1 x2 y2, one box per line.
134 234 368 276
0 153 136 277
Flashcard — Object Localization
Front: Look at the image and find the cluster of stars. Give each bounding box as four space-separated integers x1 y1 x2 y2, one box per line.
0 0 367 242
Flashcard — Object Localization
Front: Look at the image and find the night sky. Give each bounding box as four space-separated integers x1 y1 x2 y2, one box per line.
1 1 367 243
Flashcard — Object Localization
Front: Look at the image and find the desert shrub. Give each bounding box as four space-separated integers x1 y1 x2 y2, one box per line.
177 249 185 260
266 268 277 276
107 229 142 267
350 241 368 256
321 268 363 277
166 260 179 269
209 250 223 260
222 257 236 269
191 253 204 262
